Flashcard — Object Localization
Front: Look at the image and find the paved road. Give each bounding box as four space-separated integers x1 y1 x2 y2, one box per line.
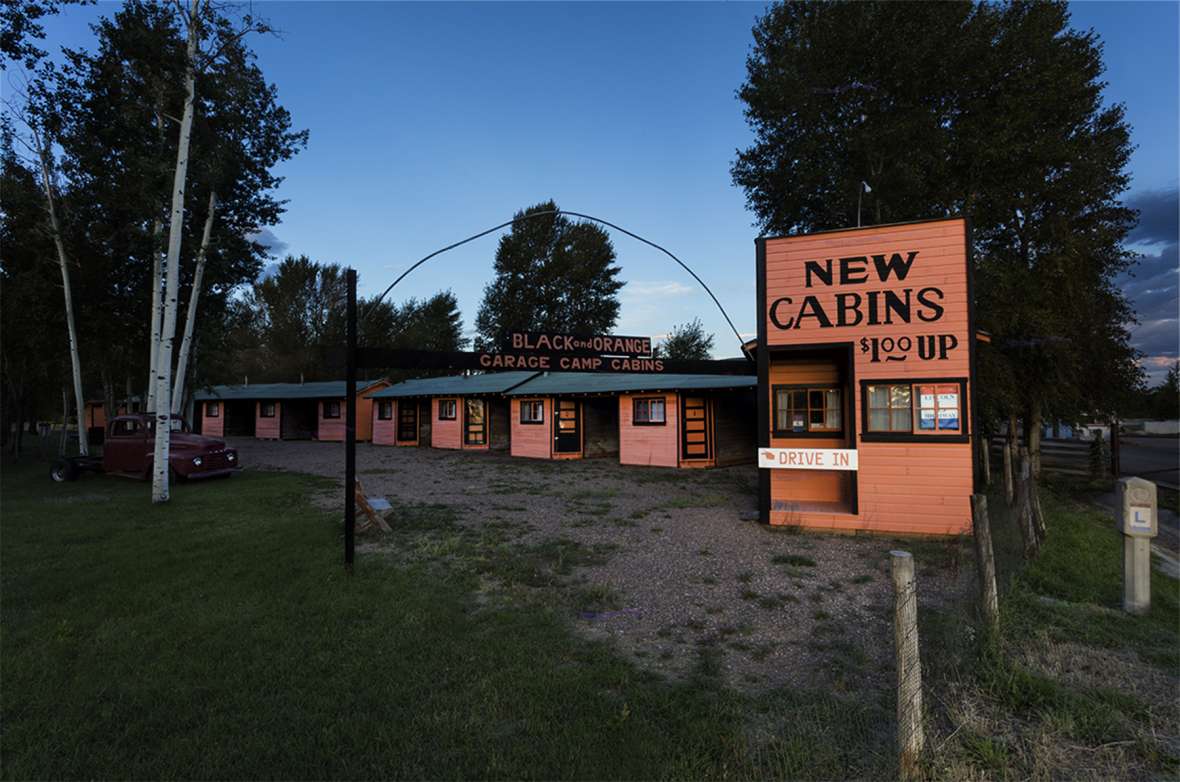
1119 436 1179 488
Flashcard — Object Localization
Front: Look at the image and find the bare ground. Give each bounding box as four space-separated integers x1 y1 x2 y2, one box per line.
231 438 971 693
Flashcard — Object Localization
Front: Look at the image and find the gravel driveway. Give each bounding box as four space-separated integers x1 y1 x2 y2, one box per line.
232 438 970 692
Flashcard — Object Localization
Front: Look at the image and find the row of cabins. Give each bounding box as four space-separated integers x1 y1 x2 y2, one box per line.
192 371 756 469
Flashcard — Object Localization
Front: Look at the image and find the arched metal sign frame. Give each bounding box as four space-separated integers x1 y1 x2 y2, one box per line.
341 210 753 569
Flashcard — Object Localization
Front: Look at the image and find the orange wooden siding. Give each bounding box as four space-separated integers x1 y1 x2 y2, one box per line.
313 382 389 442
371 400 397 445
510 398 552 459
85 403 106 430
201 402 224 438
255 401 281 439
618 392 678 468
764 218 973 536
316 399 345 441
432 397 461 449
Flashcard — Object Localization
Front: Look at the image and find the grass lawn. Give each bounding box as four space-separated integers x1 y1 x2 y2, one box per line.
926 481 1180 779
0 461 889 780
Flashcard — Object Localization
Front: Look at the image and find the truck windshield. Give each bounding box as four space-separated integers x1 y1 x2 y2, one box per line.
146 417 190 434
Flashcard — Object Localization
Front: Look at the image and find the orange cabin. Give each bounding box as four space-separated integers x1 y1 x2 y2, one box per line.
366 372 535 452
756 217 976 536
503 372 754 467
193 379 389 441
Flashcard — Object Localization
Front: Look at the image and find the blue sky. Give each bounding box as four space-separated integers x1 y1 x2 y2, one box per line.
40 1 1180 383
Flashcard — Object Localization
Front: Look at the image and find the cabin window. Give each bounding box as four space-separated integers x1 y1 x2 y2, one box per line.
438 399 457 420
773 386 841 434
323 400 341 419
377 400 393 420
633 397 666 425
520 400 544 424
259 401 276 418
866 384 912 432
864 380 964 436
205 401 219 418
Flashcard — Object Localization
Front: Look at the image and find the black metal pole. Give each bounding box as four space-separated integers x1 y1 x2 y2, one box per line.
345 268 357 569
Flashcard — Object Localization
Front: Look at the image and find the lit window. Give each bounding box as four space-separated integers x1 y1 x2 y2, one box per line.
438 399 457 420
205 402 219 418
323 401 341 419
259 402 276 418
377 400 393 420
774 387 841 434
633 397 666 425
520 400 544 424
866 385 912 432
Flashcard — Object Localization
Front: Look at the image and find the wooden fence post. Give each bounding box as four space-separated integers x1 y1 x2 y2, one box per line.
980 433 992 488
1003 438 1015 507
891 550 924 779
971 494 1000 637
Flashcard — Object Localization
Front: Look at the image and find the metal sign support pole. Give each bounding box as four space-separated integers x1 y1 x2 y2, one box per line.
344 268 357 570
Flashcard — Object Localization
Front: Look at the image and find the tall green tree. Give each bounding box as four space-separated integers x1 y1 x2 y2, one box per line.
221 257 466 383
475 200 624 349
658 318 714 360
732 0 1141 432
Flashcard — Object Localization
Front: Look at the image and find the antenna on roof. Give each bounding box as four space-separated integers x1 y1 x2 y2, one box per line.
244 375 248 386
300 373 304 384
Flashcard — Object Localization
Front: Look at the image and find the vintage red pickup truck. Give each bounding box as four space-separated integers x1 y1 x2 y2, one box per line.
51 414 239 482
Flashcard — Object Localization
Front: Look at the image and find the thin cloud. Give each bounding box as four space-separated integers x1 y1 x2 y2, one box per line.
621 280 693 300
247 227 289 256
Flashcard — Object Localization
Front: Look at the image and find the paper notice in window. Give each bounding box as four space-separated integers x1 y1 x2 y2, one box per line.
938 392 958 408
938 407 959 429
920 393 934 407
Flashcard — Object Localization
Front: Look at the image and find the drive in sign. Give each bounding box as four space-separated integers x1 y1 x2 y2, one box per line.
758 447 858 471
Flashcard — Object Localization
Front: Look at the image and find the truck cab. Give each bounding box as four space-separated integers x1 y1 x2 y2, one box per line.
50 414 240 482
102 414 239 479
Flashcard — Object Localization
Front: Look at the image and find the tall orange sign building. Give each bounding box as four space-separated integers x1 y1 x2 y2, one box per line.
755 217 976 535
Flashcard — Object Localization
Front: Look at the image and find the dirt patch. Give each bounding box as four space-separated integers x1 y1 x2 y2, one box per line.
232 438 969 692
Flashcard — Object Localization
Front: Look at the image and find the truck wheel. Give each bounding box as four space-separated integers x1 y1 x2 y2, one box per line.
50 458 78 482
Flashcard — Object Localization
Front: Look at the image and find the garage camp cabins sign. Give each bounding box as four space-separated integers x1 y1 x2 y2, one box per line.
353 331 751 375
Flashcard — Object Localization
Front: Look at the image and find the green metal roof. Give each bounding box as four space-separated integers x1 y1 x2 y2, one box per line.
368 372 540 398
505 371 756 396
193 379 386 401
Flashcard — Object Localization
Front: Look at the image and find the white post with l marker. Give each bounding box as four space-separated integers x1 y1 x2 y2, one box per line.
1115 477 1157 615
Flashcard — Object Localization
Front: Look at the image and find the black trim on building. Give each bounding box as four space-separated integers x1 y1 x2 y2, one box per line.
755 237 770 523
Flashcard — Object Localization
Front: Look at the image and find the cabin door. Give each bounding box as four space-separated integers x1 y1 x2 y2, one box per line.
397 401 418 443
463 399 487 446
680 395 712 462
553 400 581 453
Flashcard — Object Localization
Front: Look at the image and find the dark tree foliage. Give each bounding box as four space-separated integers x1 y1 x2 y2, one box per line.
0 119 67 448
1123 363 1180 420
10 1 305 410
657 318 715 360
475 200 624 349
1 0 90 68
733 0 1141 426
220 256 466 383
